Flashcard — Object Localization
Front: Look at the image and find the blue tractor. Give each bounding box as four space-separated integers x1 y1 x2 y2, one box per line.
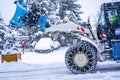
65 1 120 74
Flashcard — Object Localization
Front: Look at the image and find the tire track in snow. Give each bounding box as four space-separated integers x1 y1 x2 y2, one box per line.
1 65 120 80
0 66 69 80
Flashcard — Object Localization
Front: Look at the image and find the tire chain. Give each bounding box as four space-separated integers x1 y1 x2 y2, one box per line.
65 41 97 74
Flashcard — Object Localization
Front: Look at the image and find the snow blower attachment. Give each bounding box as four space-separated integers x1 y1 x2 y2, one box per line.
9 0 52 51
10 0 50 30
65 1 120 74
10 0 28 27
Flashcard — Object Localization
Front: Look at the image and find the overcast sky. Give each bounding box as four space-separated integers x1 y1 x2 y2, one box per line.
0 0 15 24
0 0 120 25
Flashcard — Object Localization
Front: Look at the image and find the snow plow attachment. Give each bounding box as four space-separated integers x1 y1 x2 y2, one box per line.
10 0 28 27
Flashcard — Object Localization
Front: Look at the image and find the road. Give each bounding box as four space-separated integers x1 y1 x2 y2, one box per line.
1 61 120 80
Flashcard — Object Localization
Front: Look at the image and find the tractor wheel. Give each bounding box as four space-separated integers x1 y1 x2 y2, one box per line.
65 41 97 74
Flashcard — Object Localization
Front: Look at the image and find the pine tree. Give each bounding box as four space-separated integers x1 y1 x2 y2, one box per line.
0 13 18 54
26 0 82 24
59 0 82 21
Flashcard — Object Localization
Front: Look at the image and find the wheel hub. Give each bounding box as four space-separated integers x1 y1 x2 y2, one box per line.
73 52 89 67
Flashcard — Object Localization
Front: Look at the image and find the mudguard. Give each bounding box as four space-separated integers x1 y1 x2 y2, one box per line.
10 0 28 27
80 37 104 61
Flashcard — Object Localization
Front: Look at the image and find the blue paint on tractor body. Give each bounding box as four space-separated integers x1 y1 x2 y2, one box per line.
111 41 120 60
37 15 47 31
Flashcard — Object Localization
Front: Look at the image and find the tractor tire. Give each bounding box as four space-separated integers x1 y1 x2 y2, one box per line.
65 41 97 74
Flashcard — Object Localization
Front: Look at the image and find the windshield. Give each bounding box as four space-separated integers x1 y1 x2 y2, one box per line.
105 3 120 26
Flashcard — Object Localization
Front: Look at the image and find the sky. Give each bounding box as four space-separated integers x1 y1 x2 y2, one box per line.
0 0 16 24
0 0 120 25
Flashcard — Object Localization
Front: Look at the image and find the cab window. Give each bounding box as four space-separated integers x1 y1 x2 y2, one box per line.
98 11 105 27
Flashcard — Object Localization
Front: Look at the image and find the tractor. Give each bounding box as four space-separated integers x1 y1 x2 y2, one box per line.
65 1 120 74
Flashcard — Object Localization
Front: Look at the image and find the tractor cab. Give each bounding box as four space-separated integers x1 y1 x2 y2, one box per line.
97 2 120 40
97 2 120 60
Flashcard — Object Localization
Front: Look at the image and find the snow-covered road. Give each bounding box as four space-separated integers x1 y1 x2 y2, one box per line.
1 62 120 80
0 47 120 80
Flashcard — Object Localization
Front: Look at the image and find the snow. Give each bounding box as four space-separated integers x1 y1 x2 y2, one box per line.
0 16 120 80
22 47 68 64
35 38 53 50
34 38 60 51
0 24 119 80
0 15 120 80
1 47 120 80
46 21 79 32
1 1 120 79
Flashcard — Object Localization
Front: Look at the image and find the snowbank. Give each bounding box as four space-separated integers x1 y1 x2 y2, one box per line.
22 47 68 64
0 48 120 80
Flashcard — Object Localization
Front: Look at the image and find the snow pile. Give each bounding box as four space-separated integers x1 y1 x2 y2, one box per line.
1 48 120 80
22 47 68 64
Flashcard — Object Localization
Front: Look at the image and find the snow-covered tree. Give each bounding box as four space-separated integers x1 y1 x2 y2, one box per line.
0 13 18 54
27 0 82 24
59 0 82 21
